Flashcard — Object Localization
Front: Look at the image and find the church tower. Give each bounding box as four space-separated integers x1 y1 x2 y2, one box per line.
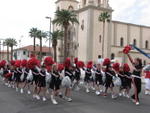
77 0 113 62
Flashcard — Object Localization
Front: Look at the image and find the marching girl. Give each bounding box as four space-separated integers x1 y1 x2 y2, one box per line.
3 65 9 86
143 68 150 95
37 65 47 101
32 66 40 100
14 62 22 92
49 64 62 104
103 58 116 99
123 63 132 98
95 63 103 95
20 66 31 94
127 54 143 105
84 61 92 93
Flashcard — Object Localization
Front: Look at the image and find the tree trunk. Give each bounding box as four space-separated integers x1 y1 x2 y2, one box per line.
64 26 68 61
7 46 9 61
102 21 105 58
11 46 13 60
40 38 42 60
53 45 57 62
33 37 36 55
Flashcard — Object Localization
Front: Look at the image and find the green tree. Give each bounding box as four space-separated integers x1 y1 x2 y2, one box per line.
3 39 10 61
53 9 78 61
8 38 17 60
29 28 38 55
98 12 110 58
49 30 63 62
36 30 47 60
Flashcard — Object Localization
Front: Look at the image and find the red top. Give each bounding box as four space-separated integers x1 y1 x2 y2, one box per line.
144 71 150 78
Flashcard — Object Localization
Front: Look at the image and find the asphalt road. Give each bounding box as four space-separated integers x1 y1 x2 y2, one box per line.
0 81 150 113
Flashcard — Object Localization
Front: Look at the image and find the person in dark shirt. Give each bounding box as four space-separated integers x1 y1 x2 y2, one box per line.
127 54 142 105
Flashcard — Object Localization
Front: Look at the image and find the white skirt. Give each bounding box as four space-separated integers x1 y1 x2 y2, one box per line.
145 78 150 90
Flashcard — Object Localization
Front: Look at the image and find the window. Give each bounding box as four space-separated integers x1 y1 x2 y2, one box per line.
120 37 124 47
81 20 84 30
68 5 74 11
98 0 101 5
143 60 146 65
83 0 86 5
23 51 26 55
145 40 149 49
111 53 115 60
133 39 136 46
99 35 101 43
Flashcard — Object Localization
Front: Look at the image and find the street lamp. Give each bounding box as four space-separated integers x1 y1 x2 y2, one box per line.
45 16 52 56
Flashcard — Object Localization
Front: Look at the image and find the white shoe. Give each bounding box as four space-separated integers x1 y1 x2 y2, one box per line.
126 95 130 99
86 89 90 93
42 97 47 102
8 84 11 88
145 91 149 95
112 95 117 99
100 90 103 93
36 95 40 100
136 102 140 105
12 85 15 89
51 95 58 105
16 88 19 92
122 92 126 97
119 93 122 96
91 87 95 91
96 91 100 95
5 83 8 86
67 97 72 102
27 90 31 95
20 88 24 94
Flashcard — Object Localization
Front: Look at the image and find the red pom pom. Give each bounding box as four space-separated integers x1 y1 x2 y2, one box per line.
0 60 7 68
112 63 120 72
64 57 71 68
10 60 15 66
14 60 21 67
21 59 27 67
44 56 54 66
74 57 78 64
103 58 111 66
86 61 93 69
123 63 130 72
58 64 64 71
30 54 36 58
77 61 85 68
27 57 38 69
5 72 13 78
123 45 132 54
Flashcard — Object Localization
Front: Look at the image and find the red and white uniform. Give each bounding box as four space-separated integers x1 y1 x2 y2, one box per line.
144 71 150 90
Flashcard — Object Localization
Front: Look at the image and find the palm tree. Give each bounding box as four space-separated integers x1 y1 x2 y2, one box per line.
8 38 17 60
53 9 79 61
36 30 47 60
98 12 110 58
3 39 10 61
29 28 38 55
49 30 63 62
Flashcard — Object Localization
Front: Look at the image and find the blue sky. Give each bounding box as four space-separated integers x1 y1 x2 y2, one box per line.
0 0 150 49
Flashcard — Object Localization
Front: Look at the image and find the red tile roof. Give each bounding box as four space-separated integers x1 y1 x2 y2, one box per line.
15 45 52 53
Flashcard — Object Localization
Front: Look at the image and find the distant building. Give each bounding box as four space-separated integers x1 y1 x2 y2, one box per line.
0 51 10 61
13 45 53 60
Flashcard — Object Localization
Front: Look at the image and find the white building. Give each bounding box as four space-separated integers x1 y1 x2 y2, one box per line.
55 0 150 65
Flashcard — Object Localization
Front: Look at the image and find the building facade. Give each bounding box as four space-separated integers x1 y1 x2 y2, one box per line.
55 0 150 65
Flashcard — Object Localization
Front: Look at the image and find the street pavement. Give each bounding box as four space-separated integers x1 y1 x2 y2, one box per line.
0 81 150 113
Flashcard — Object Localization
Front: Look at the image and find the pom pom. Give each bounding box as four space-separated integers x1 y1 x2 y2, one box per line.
14 60 21 67
44 56 54 66
112 63 120 72
103 58 111 66
74 57 78 64
30 53 36 58
0 60 6 68
58 64 64 71
123 45 132 54
77 61 85 68
21 59 27 67
64 57 71 68
27 57 38 69
123 63 130 72
10 60 15 66
86 61 93 69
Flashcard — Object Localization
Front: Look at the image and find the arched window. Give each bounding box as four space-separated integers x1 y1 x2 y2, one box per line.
99 35 101 43
83 0 86 5
145 40 149 49
133 39 137 46
68 5 74 11
120 37 124 47
111 53 115 60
